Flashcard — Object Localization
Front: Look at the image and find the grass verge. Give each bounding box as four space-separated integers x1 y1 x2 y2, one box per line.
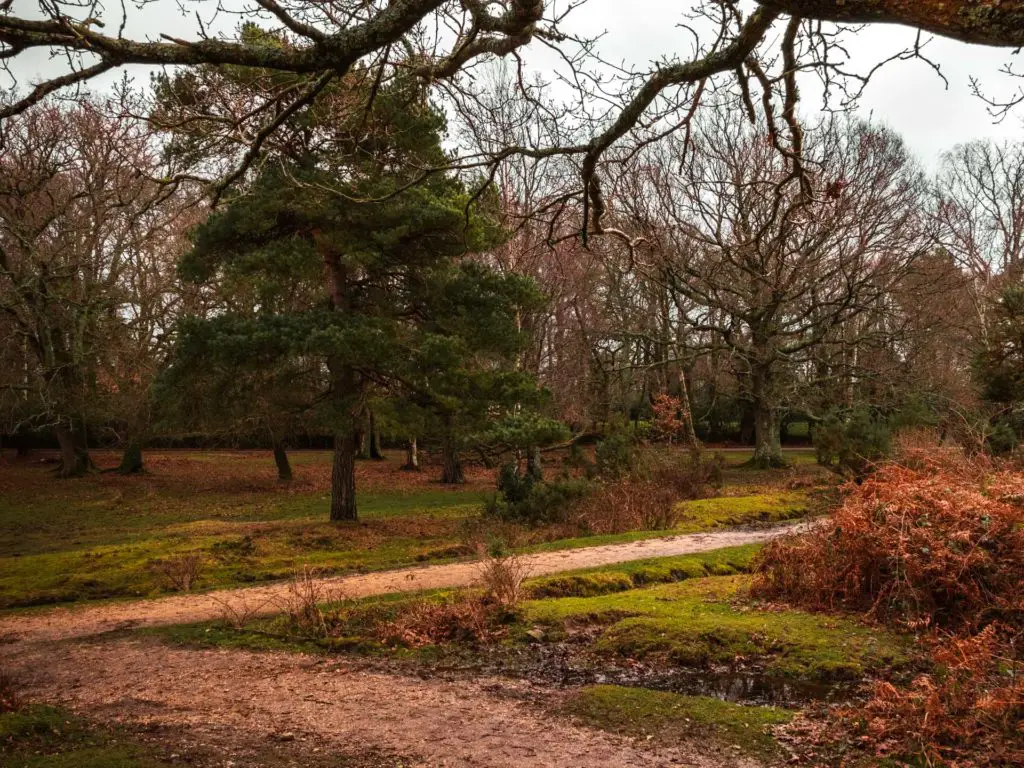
562 684 792 760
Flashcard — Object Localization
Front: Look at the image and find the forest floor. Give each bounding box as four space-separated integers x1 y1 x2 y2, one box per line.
0 521 811 643
1 447 851 767
0 526 830 768
0 448 819 610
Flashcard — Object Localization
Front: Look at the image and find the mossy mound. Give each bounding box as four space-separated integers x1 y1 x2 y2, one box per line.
525 575 913 681
525 544 759 599
563 684 793 759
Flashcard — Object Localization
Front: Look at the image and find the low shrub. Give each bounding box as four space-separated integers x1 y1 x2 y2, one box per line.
149 553 205 592
570 449 724 534
813 408 891 478
477 541 529 610
377 594 499 648
755 458 1024 766
485 467 592 526
752 461 1024 627
844 624 1024 768
593 429 637 479
276 565 345 638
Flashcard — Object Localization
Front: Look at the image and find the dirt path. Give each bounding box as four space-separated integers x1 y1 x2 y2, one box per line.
0 521 811 644
7 638 763 768
0 525 810 767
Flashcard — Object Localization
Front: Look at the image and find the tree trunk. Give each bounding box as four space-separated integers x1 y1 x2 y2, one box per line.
749 370 786 468
368 410 384 460
739 406 755 445
55 425 77 476
356 422 369 460
440 422 464 484
54 420 93 477
402 437 420 471
273 440 292 482
526 445 543 482
677 368 702 454
117 440 145 474
331 429 358 521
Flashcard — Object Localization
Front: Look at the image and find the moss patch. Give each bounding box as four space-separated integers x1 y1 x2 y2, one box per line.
525 575 913 681
0 705 165 767
525 544 760 598
562 684 792 759
674 492 809 532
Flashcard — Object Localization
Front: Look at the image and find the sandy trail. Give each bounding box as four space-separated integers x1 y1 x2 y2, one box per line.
7 638 763 768
0 525 810 767
0 521 811 644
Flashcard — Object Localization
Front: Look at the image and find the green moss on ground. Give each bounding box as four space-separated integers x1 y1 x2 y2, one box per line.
524 575 913 681
562 684 792 759
0 484 486 609
525 544 760 598
0 705 165 767
674 492 809 532
523 491 812 556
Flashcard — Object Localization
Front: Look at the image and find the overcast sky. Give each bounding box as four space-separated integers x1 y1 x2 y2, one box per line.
3 0 1021 166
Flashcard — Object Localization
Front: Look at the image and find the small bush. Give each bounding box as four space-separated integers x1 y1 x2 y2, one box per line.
752 461 1024 627
485 470 592 526
571 449 724 534
477 540 529 610
276 565 345 638
843 625 1024 767
755 459 1024 766
814 408 891 477
377 594 498 648
593 430 637 479
150 553 205 592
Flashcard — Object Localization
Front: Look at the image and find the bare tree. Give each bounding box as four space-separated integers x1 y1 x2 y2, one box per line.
3 1 1023 225
935 140 1024 341
0 99 191 475
619 108 929 466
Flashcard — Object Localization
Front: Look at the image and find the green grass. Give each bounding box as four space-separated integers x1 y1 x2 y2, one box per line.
0 448 825 610
525 543 761 598
562 684 793 759
523 575 914 680
0 490 483 609
523 491 811 556
674 492 810 531
0 705 165 767
152 549 912 685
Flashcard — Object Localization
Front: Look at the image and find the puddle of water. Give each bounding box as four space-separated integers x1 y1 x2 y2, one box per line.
435 641 851 707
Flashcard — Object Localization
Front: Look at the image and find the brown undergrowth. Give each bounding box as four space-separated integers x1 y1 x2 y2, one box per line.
753 450 1024 766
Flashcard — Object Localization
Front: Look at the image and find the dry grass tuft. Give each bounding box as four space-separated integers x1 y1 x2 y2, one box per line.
150 553 205 592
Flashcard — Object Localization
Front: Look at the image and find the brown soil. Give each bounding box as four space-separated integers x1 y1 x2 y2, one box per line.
7 638 763 768
0 522 812 767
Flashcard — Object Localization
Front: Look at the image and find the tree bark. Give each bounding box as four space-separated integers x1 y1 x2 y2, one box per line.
677 367 702 453
55 425 77 476
54 420 94 477
402 437 420 471
526 445 543 482
331 429 359 521
440 420 464 484
368 410 384 460
273 440 292 482
749 369 786 468
355 422 369 460
117 440 145 474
